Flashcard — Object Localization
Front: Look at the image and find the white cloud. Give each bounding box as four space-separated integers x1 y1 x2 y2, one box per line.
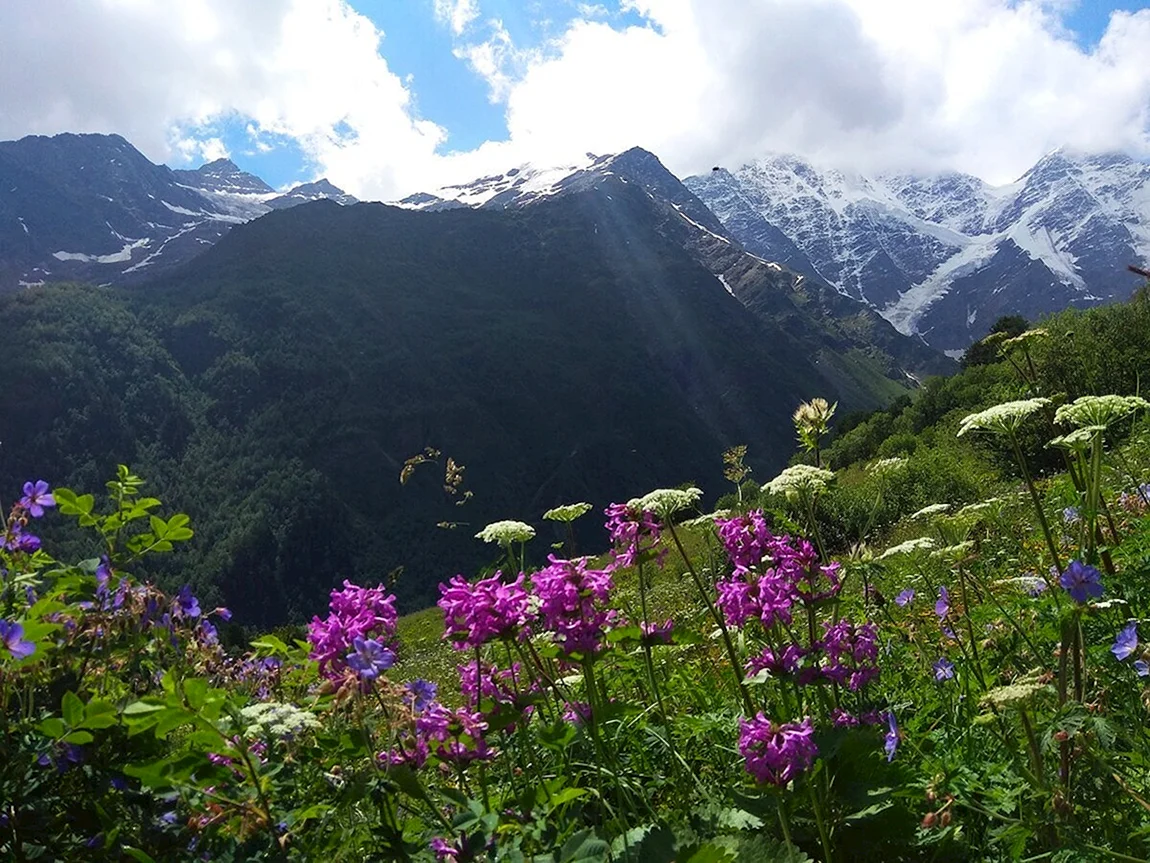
457 0 1150 184
433 0 480 36
1 0 1148 200
174 135 230 163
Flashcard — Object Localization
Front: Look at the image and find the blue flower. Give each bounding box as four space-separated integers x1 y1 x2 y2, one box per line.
1135 660 1149 678
1062 506 1081 525
933 658 955 681
0 620 35 660
894 588 915 607
1059 560 1103 604
346 637 396 681
19 480 55 518
884 712 899 762
934 586 950 620
176 585 201 618
405 679 438 712
1112 622 1138 662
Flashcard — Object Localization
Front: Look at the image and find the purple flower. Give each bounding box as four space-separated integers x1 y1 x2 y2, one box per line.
1062 506 1081 525
307 581 399 679
19 480 55 518
2 526 40 553
934 586 950 620
531 555 616 655
199 619 219 645
1060 560 1104 604
884 712 899 762
640 619 674 644
1135 660 1149 677
894 588 915 607
1112 623 1138 662
0 620 35 660
738 714 817 785
346 637 396 681
213 607 232 621
605 503 662 567
405 679 438 713
933 658 955 681
437 572 532 648
176 585 201 618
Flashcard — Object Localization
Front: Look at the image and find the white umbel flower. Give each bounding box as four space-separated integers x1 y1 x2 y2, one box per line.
957 398 1050 437
542 503 593 523
627 487 703 518
475 520 536 544
241 702 320 739
762 465 834 499
878 536 936 559
1054 395 1150 429
868 457 907 476
910 502 950 519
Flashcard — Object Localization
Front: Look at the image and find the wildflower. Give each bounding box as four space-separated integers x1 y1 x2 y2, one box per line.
1001 328 1048 350
884 713 899 761
957 398 1050 437
542 502 593 522
879 536 935 559
738 714 817 785
894 588 915 607
935 586 950 620
793 398 837 455
404 679 438 713
640 619 674 644
1112 623 1138 662
821 619 880 690
1062 506 1081 525
475 520 535 545
910 503 950 520
438 572 532 648
714 510 773 574
626 487 703 518
308 581 399 679
762 464 834 500
430 837 461 861
0 620 35 660
1049 426 1105 451
214 607 233 621
830 708 859 727
240 702 320 739
1055 394 1150 429
2 526 40 553
1060 560 1103 604
604 502 662 567
175 585 201 618
1135 660 1149 677
346 637 396 681
933 658 955 681
981 680 1048 709
531 556 616 655
868 457 906 476
458 660 520 708
19 480 56 518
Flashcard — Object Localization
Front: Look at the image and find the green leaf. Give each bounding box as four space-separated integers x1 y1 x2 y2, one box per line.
62 691 84 727
560 829 610 863
250 635 291 656
63 730 94 744
37 717 66 739
122 848 158 863
123 701 164 715
679 843 738 863
183 678 208 710
153 707 194 739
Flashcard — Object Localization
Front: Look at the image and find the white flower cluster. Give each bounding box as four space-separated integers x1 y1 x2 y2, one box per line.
957 398 1051 437
878 536 936 560
868 457 907 476
1054 394 1150 429
1049 426 1105 450
542 502 593 523
682 509 731 528
627 487 703 518
241 702 320 739
762 465 834 499
909 502 950 519
475 520 536 545
1001 328 1048 350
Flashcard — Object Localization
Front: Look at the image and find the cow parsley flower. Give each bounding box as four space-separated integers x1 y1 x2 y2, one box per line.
475 520 535 545
241 702 320 739
1055 395 1150 429
868 457 906 476
957 398 1050 437
878 536 935 559
762 464 834 499
910 503 950 519
542 502 593 522
626 487 703 518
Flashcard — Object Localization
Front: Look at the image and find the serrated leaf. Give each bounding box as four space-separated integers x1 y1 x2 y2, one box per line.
560 829 610 862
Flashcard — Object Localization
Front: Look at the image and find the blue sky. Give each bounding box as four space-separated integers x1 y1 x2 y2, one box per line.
2 0 1148 197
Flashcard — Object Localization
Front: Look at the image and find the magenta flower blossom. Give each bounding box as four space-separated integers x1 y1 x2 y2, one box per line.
745 644 805 677
0 620 35 660
933 657 955 681
531 555 616 655
417 704 493 764
437 572 532 649
714 510 773 574
308 580 399 679
1060 560 1103 604
737 714 817 786
346 637 396 681
458 659 522 708
640 619 674 644
894 588 915 607
821 619 880 690
19 480 55 518
604 503 662 567
1112 623 1138 662
935 586 950 620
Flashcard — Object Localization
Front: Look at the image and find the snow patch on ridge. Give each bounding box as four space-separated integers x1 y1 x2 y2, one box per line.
53 237 150 264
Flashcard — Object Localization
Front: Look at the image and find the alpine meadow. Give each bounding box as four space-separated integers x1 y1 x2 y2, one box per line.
4 2 1150 861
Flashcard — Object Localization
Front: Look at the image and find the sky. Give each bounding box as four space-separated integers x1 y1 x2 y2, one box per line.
0 0 1148 200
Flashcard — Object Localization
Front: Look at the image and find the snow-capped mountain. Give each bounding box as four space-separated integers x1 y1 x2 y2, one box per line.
0 133 355 290
685 150 1150 352
396 147 953 393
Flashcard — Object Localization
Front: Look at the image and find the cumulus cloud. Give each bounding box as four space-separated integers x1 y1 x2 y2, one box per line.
0 0 1148 199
